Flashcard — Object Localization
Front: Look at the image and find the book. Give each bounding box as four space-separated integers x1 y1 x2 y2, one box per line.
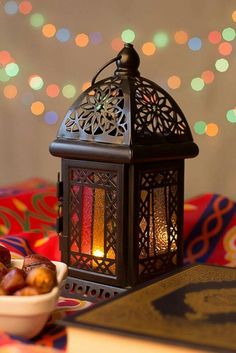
61 264 236 353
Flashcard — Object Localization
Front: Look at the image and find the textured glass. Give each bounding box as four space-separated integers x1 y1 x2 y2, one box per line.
81 186 93 254
92 188 105 256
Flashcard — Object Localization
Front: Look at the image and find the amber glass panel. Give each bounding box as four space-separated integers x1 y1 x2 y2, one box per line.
81 186 93 254
92 188 105 256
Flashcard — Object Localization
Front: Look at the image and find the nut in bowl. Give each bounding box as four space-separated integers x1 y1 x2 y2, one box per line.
0 250 67 338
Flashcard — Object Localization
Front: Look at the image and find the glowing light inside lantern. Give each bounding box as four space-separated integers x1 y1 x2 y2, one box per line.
93 249 104 257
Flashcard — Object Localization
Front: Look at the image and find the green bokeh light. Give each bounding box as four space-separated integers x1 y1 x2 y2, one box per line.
0 68 10 82
222 27 236 41
226 109 236 123
30 13 45 28
153 32 169 47
29 76 44 90
121 29 135 43
194 121 206 134
215 58 229 72
191 77 204 91
5 63 19 77
62 84 76 98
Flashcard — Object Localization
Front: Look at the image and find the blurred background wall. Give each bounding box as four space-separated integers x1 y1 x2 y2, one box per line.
0 0 236 200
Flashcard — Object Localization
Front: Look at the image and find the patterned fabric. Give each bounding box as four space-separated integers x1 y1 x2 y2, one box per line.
0 179 236 351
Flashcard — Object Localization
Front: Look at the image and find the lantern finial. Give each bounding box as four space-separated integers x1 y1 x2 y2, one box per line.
115 43 140 76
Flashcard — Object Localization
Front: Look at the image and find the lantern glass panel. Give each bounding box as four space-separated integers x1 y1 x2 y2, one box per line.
69 167 118 276
137 165 182 277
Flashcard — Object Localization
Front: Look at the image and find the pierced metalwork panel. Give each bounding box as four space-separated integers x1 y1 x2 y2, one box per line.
137 167 180 276
133 76 192 141
63 76 129 144
69 167 118 277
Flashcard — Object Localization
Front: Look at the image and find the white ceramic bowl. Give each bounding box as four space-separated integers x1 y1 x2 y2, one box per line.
0 259 67 338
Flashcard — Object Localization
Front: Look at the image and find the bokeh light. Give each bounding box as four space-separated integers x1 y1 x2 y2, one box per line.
44 111 58 125
188 37 202 51
0 51 12 66
142 42 156 56
90 32 102 45
5 63 19 77
205 123 218 137
194 121 206 135
167 75 181 89
81 81 91 92
191 77 204 91
62 84 76 98
208 31 221 44
121 29 135 43
218 42 232 56
174 30 188 44
42 24 56 38
222 27 236 41
215 58 229 72
111 37 123 52
75 33 89 47
29 75 44 90
226 109 236 123
21 92 35 106
153 32 169 48
0 69 10 82
232 10 236 22
3 85 17 99
30 13 44 28
56 28 71 42
46 84 60 97
201 70 214 84
31 101 45 115
19 1 32 15
4 1 18 15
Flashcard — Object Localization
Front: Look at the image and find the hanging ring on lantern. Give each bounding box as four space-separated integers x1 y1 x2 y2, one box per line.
91 55 122 85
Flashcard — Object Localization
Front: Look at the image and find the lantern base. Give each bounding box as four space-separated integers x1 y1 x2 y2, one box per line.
61 276 126 302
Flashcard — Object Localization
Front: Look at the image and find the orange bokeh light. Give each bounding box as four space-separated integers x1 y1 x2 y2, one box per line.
142 42 156 56
42 24 56 38
111 37 123 52
174 31 188 44
206 123 218 137
218 42 232 56
201 70 215 84
232 10 236 22
75 33 89 47
31 101 45 115
46 84 60 97
19 1 32 15
167 75 181 89
3 85 17 99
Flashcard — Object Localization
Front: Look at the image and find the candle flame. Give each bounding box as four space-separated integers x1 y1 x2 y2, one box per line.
93 249 104 257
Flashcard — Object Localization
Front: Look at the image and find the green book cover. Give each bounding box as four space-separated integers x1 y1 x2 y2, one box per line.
62 265 236 352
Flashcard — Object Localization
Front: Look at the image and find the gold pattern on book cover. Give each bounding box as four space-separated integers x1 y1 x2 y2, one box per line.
77 265 236 351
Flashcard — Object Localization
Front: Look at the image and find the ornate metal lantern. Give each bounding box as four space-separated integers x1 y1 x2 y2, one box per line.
50 44 198 301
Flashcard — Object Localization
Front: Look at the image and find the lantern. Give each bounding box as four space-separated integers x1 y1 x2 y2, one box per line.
50 44 198 301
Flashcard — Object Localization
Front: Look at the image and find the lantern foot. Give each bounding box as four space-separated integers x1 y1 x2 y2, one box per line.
61 276 126 303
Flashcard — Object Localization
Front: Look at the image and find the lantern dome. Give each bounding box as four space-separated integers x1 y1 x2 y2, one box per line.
51 44 198 162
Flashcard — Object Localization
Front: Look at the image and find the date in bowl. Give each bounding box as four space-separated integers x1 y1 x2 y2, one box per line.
0 259 67 338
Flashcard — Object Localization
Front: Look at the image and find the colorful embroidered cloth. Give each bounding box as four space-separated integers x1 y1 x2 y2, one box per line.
0 178 235 351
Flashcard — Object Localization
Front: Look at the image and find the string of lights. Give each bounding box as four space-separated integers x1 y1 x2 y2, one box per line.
1 0 236 137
